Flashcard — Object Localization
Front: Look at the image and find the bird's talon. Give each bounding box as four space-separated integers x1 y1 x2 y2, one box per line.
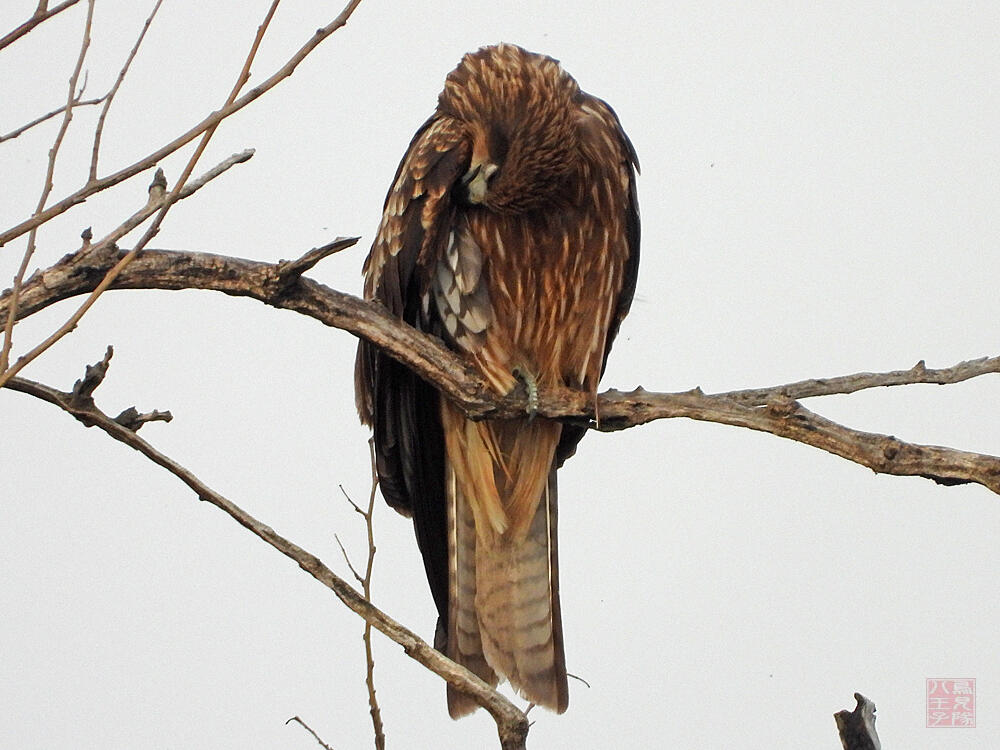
512 367 539 420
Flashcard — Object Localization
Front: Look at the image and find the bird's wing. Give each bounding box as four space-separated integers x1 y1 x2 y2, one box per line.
355 114 471 619
555 94 641 466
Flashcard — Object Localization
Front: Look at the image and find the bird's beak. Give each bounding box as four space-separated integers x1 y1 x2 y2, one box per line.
462 161 499 204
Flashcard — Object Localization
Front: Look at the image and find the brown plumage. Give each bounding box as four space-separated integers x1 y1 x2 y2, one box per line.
355 43 639 717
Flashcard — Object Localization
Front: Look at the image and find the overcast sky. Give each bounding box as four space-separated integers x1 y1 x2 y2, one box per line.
2 1 999 748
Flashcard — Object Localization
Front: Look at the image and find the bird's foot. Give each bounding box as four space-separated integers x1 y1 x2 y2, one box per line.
512 367 539 420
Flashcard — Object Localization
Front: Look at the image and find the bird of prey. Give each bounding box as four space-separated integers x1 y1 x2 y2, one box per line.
355 43 639 717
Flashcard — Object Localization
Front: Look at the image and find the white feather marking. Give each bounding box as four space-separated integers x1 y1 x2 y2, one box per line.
461 289 492 333
493 227 506 261
444 278 465 317
455 230 484 294
447 231 460 271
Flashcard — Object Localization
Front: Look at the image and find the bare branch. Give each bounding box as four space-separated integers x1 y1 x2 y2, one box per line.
334 533 365 586
361 442 386 750
3 245 998 497
0 0 82 52
4 360 530 750
0 0 366 248
333 458 386 748
276 237 357 287
590 388 1000 494
0 151 254 388
1 0 95 373
0 96 104 144
286 717 336 750
29 0 285 389
339 484 366 517
719 356 1000 406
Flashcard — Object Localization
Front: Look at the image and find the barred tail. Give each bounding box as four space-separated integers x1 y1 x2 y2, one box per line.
446 463 567 716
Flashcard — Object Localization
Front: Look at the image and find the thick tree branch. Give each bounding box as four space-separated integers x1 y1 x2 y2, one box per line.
3 245 998 496
5 357 530 750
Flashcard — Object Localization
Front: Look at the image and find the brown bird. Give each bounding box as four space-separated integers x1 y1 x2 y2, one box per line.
355 43 639 717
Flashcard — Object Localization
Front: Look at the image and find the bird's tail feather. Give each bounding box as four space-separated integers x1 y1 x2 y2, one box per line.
476 468 567 710
446 461 498 718
445 434 567 717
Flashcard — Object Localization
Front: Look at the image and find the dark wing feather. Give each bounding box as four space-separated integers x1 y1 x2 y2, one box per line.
355 115 471 618
555 97 640 467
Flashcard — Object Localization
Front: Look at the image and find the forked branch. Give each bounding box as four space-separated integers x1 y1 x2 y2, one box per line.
335 446 386 750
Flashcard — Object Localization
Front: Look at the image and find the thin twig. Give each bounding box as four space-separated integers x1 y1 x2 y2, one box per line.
0 0 82 52
361 440 386 750
334 533 365 585
1 0 95 373
89 0 165 180
0 0 366 248
334 448 385 749
0 96 104 144
339 485 365 516
286 716 336 750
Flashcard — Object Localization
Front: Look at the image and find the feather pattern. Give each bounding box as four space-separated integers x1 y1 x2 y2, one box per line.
355 43 639 717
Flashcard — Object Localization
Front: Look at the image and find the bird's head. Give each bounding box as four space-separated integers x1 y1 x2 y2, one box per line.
439 43 582 214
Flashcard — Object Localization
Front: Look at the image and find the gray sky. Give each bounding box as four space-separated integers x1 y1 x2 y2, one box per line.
2 1 998 748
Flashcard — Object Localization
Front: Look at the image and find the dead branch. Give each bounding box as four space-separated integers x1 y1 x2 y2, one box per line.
7 0 287 385
5 353 530 750
835 693 881 750
720 357 1000 405
3 245 997 496
0 151 254 388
